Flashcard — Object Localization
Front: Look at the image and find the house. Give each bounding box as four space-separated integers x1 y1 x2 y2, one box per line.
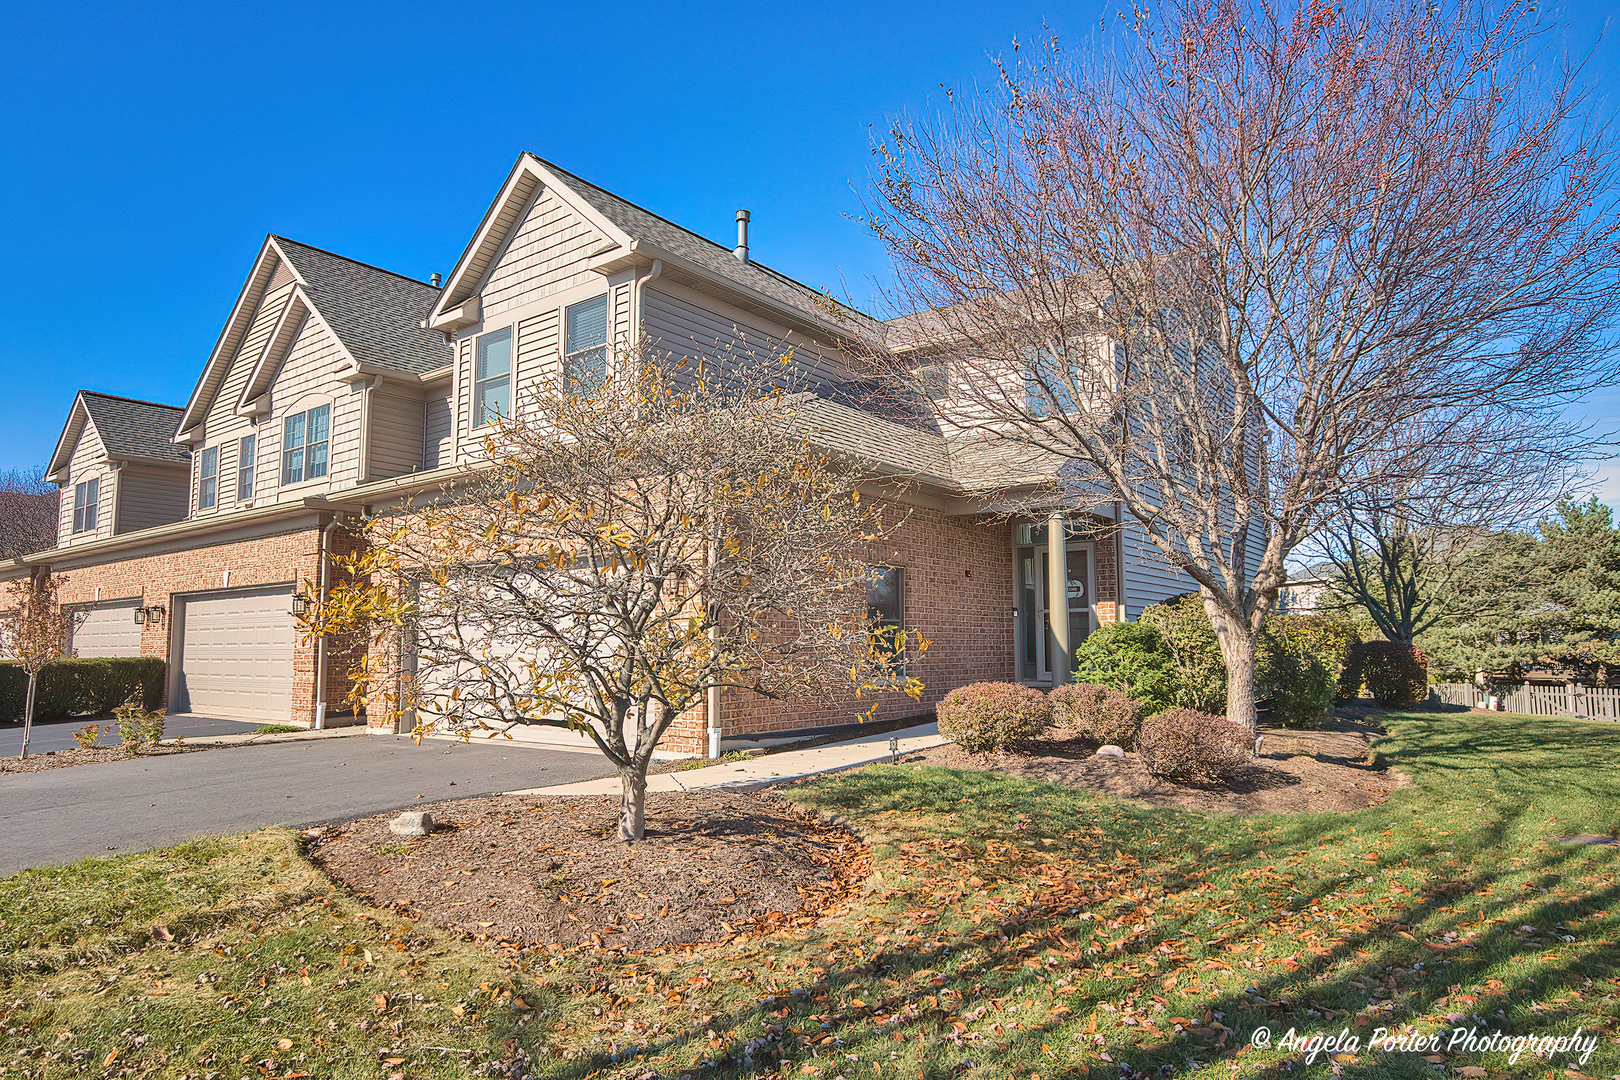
2 152 1252 753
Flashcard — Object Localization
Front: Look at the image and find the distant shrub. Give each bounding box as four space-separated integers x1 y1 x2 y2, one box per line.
1139 595 1227 712
936 682 1052 754
1048 682 1144 748
1071 622 1184 713
0 658 164 721
1356 641 1428 705
1136 708 1253 782
1263 650 1338 728
1265 613 1363 704
72 724 101 749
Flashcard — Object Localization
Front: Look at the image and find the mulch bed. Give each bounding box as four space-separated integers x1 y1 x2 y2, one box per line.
0 744 199 774
308 790 869 952
913 714 1406 814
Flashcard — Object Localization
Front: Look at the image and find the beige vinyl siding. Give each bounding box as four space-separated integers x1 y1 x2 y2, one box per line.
115 464 188 533
513 309 560 411
642 286 852 391
452 336 477 462
59 422 114 546
239 311 357 506
423 389 452 469
481 187 611 319
368 390 427 480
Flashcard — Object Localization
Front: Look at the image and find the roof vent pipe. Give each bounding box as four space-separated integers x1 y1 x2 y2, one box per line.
429 272 443 288
734 209 751 264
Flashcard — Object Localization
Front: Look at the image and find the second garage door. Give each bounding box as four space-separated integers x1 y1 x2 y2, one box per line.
71 601 143 658
173 586 295 721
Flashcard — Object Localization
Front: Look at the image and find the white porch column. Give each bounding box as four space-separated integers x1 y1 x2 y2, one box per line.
1047 511 1070 684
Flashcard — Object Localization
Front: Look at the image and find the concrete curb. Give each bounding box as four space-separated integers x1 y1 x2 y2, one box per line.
503 722 948 797
162 725 372 749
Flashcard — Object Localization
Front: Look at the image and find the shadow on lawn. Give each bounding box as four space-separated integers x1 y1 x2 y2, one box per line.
526 712 1620 1080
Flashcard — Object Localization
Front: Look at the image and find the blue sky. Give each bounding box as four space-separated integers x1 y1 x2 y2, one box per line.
1 0 1616 506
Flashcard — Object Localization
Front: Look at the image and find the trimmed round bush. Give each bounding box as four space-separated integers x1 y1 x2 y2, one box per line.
935 681 1052 754
1136 707 1253 782
1049 682 1144 748
1355 641 1428 705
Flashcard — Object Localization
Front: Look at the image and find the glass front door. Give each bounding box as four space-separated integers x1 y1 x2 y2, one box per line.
1016 538 1093 683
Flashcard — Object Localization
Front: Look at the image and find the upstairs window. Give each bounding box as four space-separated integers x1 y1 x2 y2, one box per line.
198 446 219 509
281 404 330 486
473 327 512 426
71 478 98 534
237 434 256 500
564 294 609 394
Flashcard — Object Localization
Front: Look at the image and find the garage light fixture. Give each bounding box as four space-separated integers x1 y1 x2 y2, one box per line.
291 592 309 615
134 604 166 625
133 606 144 624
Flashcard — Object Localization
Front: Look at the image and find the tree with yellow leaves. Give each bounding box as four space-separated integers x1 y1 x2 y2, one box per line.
304 359 926 840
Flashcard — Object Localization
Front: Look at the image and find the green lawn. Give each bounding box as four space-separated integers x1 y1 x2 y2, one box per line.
1 709 1617 1080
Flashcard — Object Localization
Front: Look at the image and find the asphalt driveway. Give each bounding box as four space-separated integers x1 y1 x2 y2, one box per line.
0 714 265 756
0 734 616 873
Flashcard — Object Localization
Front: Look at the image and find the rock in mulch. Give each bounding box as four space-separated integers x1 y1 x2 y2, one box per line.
308 790 868 951
916 715 1405 815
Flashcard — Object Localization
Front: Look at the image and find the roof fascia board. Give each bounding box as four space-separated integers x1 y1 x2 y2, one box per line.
640 251 862 346
176 239 284 438
45 394 91 478
236 290 311 414
429 154 633 322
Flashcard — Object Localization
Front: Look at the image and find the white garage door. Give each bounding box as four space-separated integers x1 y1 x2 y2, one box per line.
174 587 295 721
71 601 144 658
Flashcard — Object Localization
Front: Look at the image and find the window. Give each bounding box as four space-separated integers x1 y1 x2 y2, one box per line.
563 294 609 393
237 434 256 500
281 403 330 485
71 478 99 534
866 565 905 664
198 446 219 509
473 327 512 426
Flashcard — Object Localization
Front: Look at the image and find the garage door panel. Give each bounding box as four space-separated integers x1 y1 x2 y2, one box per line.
175 587 294 721
71 602 143 658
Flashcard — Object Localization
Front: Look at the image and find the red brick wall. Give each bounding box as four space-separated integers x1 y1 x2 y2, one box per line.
708 507 1017 743
50 525 329 725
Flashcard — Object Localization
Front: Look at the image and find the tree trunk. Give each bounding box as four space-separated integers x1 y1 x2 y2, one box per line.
20 671 36 760
1203 597 1259 733
618 764 648 842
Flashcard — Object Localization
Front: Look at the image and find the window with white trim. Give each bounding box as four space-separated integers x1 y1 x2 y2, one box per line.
198 445 219 509
281 404 330 486
71 478 98 534
237 434 255 500
473 327 512 426
563 294 609 393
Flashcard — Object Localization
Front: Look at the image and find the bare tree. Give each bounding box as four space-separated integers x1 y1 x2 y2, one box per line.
1304 411 1591 644
1 574 73 758
866 0 1620 728
0 467 57 560
305 360 926 841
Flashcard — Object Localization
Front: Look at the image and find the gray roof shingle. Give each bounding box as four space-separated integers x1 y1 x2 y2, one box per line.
533 157 879 342
79 393 188 464
272 237 452 376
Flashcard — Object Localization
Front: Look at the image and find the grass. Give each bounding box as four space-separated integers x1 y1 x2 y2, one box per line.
1 709 1617 1080
253 724 302 736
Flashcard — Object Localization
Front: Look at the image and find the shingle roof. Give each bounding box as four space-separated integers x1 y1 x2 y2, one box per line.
533 157 880 342
79 393 188 464
272 237 452 376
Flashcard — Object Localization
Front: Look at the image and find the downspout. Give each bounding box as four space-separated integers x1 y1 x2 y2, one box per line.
706 495 722 759
1115 499 1126 622
314 514 341 730
634 259 663 351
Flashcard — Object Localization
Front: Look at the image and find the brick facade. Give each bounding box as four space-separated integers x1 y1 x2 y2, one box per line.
50 521 346 727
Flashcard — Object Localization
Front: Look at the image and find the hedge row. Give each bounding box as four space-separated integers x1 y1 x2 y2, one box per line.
0 658 165 722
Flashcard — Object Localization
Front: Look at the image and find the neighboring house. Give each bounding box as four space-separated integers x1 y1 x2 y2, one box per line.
0 152 1239 754
1277 563 1337 615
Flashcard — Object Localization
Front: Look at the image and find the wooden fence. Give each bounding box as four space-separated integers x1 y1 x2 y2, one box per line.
1430 681 1620 720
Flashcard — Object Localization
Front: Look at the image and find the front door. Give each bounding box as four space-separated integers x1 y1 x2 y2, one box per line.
1016 540 1094 683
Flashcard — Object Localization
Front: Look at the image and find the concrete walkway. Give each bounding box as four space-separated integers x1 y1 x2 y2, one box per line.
506 721 946 796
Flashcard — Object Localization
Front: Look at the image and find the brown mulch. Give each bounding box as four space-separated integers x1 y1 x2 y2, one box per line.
308 790 869 952
0 744 199 774
913 713 1406 815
